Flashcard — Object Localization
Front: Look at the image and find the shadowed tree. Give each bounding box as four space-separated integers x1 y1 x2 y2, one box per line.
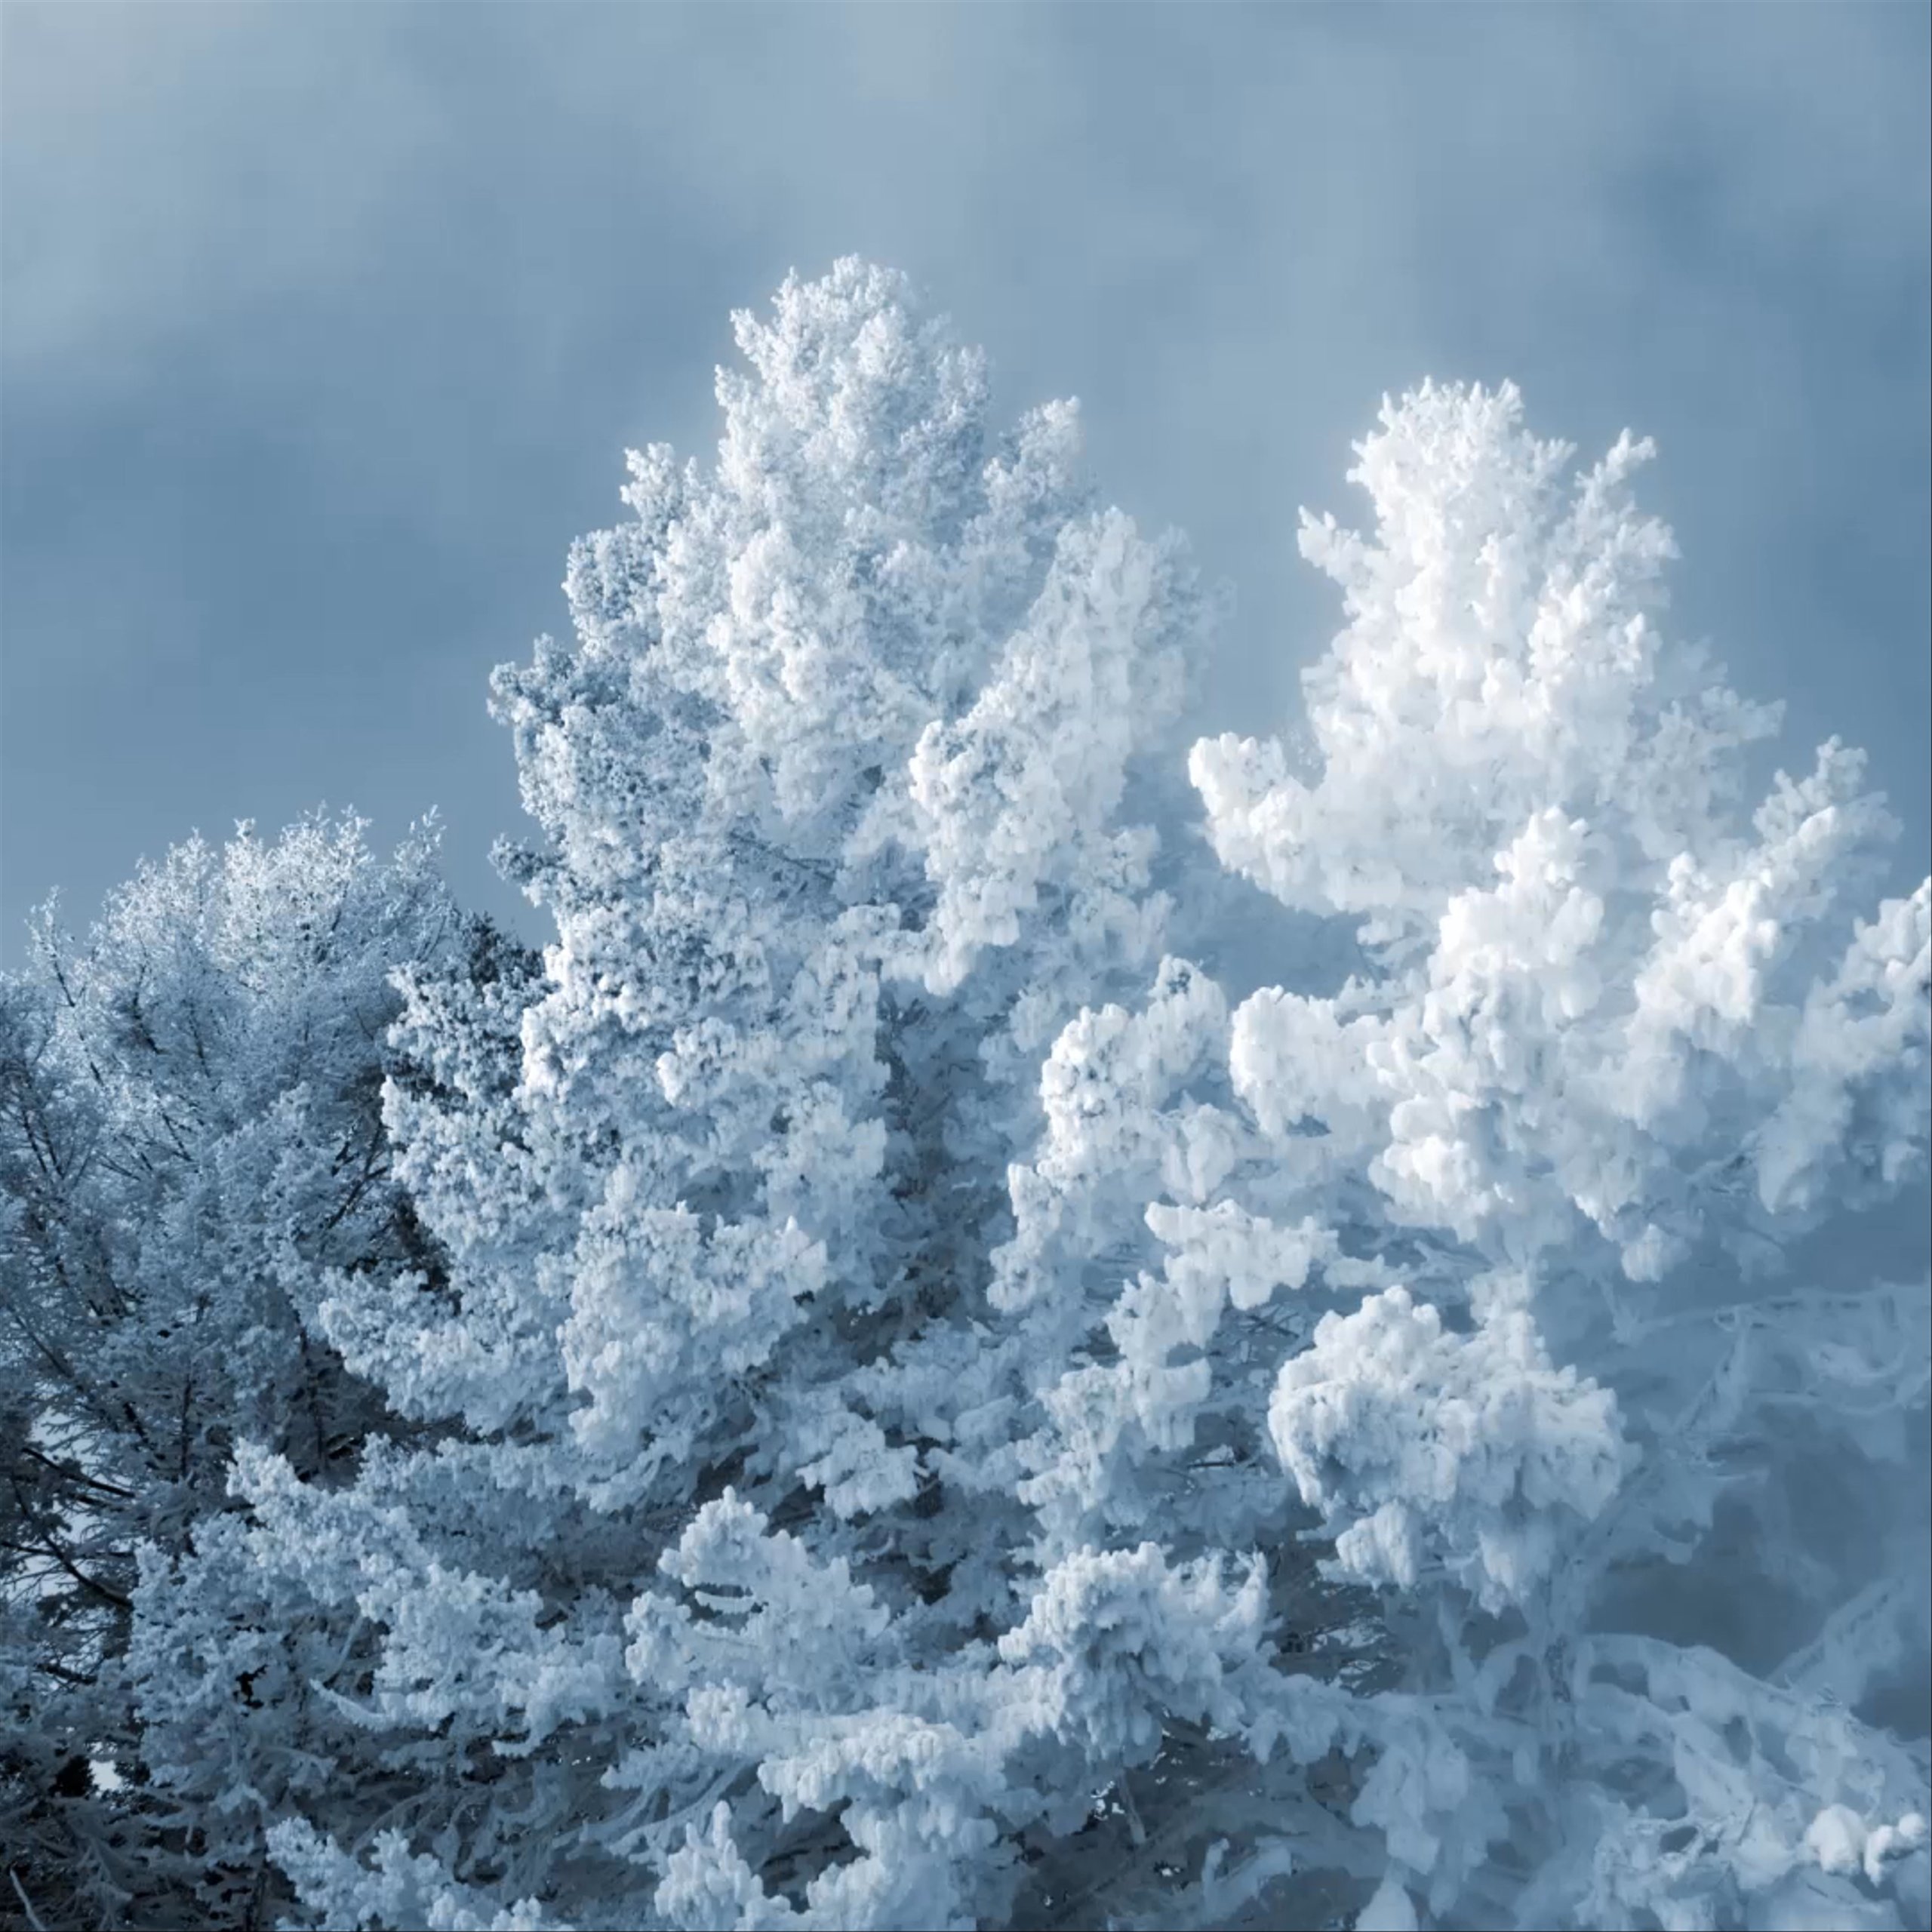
0 816 508 1928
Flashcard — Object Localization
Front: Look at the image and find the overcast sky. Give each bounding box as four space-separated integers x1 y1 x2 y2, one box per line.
3 2 1927 961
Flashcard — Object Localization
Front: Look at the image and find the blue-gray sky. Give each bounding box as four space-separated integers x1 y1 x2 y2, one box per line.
3 2 1927 960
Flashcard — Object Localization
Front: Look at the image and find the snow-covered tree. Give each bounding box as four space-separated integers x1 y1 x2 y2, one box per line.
1014 379 1930 1928
130 259 1224 1932
73 266 1928 1932
0 815 474 1928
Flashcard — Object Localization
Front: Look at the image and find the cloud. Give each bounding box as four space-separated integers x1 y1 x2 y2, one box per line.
2 3 1924 958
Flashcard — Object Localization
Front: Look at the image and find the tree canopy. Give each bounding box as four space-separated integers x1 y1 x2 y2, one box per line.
5 260 1927 1932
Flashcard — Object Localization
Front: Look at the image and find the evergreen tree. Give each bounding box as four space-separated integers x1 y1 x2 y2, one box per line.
1 816 478 1927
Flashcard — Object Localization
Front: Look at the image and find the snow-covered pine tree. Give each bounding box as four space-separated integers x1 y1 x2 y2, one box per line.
1017 380 1931 1928
144 259 1229 1931
0 816 475 1928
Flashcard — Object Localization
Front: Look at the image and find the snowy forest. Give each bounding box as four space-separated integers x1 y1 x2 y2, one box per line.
3 260 1927 1932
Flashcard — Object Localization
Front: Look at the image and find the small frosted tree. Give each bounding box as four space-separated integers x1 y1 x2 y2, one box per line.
0 816 472 1928
107 269 1928 1932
